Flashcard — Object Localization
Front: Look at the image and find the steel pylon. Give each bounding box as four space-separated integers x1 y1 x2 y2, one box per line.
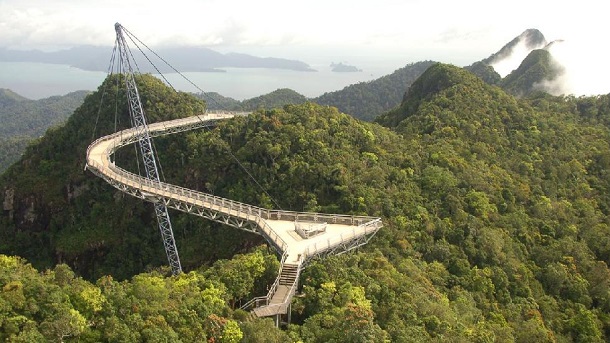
114 23 182 274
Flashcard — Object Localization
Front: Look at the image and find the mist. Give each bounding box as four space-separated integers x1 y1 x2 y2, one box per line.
543 39 610 96
490 38 546 78
489 34 610 97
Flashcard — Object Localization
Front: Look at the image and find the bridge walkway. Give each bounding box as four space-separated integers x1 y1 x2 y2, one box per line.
85 111 382 318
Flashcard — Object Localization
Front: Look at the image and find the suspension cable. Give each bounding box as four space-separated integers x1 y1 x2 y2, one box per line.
112 24 282 209
122 30 177 92
90 43 118 144
123 27 218 100
227 141 284 210
201 123 283 210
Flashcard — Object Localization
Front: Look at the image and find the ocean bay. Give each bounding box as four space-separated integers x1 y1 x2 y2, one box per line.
0 61 395 100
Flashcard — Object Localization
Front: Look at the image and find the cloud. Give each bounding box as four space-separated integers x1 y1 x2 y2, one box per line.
1 0 609 97
542 39 610 96
0 0 485 49
484 25 610 97
492 45 529 77
489 32 548 78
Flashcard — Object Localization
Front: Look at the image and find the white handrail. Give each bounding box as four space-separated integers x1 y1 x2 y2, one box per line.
86 111 383 317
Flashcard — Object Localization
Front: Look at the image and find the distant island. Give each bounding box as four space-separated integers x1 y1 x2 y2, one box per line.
0 45 317 73
330 62 362 72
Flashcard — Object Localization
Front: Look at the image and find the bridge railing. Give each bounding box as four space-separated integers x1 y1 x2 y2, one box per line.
87 112 236 160
87 129 291 254
86 112 382 258
88 112 381 225
88 131 379 221
87 155 290 254
303 218 382 258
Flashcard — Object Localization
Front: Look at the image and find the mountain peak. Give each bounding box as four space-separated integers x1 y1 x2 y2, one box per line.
517 29 548 49
0 88 29 107
500 48 565 96
376 63 484 127
484 29 548 66
403 63 477 100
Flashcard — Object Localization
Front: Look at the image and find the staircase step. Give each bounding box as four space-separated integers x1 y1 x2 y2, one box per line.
278 264 300 286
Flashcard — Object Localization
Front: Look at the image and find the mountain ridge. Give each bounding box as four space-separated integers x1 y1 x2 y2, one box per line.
482 28 548 66
3 62 610 341
0 45 316 72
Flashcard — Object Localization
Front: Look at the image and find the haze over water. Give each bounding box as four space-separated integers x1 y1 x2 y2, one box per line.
0 57 402 100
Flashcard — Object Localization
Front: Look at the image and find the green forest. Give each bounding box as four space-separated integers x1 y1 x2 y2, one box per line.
2 62 610 342
314 61 435 121
0 89 88 172
203 61 435 121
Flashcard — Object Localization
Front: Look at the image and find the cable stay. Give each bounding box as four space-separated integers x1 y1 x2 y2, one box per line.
113 24 283 205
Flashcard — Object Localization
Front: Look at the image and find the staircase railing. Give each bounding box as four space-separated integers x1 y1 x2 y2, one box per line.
240 250 289 311
241 255 303 315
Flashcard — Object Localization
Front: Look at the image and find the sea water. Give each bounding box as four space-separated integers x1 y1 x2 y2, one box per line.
0 62 107 99
0 61 402 101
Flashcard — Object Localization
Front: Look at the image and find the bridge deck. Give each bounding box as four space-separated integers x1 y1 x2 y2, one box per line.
86 111 382 319
86 112 382 264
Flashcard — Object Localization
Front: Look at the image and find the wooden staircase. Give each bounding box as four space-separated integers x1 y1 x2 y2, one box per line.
279 264 299 287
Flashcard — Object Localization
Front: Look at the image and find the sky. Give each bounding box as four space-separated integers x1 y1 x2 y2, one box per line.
1 0 609 95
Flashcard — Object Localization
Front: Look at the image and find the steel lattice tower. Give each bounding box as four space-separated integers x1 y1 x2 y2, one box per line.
114 23 182 275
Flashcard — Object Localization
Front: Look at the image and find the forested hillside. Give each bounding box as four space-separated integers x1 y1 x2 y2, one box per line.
203 91 241 110
313 61 435 121
0 89 89 172
0 136 30 173
0 75 256 280
204 61 435 120
187 88 307 112
2 64 610 341
237 88 308 111
376 63 610 342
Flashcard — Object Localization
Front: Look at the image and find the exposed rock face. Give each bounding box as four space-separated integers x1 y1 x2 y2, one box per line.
67 182 89 200
3 188 14 219
113 190 124 203
22 198 37 224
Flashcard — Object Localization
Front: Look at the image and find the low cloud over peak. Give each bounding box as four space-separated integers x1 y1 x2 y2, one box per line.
488 29 548 77
484 29 609 96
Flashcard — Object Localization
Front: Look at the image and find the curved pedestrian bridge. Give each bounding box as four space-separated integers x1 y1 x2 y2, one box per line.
85 111 382 319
